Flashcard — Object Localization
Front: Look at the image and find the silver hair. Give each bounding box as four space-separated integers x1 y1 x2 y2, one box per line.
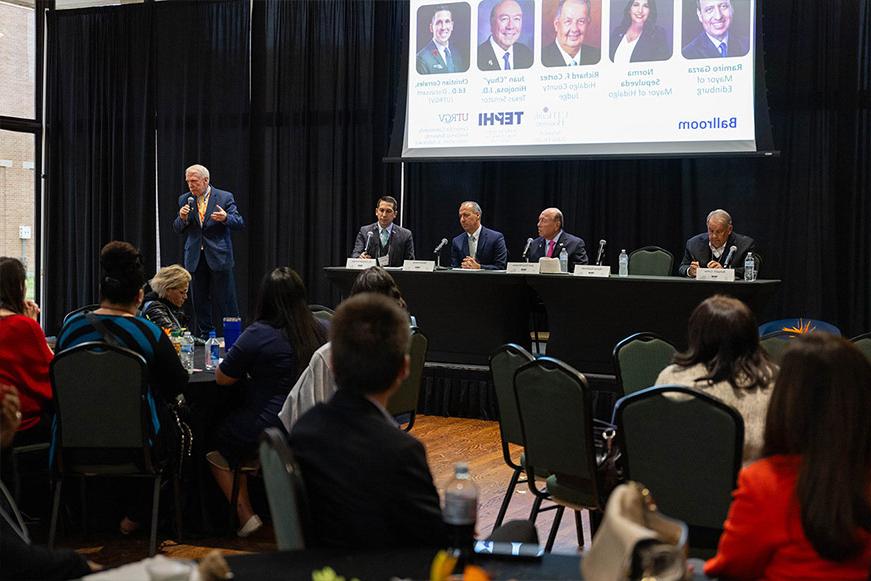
185 164 210 180
555 0 591 19
149 264 191 299
706 209 733 226
460 201 482 215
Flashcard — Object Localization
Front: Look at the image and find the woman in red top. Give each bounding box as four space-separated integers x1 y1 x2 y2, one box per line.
0 257 53 445
705 333 871 580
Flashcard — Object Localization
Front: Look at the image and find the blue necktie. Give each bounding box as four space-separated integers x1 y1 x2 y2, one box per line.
719 42 727 57
444 47 454 72
380 228 389 247
503 52 511 70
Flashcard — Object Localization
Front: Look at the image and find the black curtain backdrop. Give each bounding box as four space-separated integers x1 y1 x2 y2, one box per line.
153 0 251 320
44 1 871 337
45 5 155 333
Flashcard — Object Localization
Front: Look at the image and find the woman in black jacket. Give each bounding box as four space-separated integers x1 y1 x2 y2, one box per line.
143 264 191 332
609 0 671 63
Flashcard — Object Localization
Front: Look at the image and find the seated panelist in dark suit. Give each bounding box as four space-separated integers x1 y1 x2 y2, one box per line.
542 0 601 66
682 0 748 59
477 0 534 71
609 0 672 63
678 209 759 279
526 207 588 270
351 196 415 267
451 201 508 270
416 6 467 74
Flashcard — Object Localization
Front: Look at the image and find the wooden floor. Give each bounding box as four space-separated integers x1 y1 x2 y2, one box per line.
54 415 583 568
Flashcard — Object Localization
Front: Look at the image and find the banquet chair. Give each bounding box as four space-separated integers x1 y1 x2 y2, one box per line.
309 304 334 323
61 304 100 327
488 343 535 530
259 427 308 550
628 246 674 276
613 385 743 558
759 330 795 364
849 332 871 363
48 342 182 556
386 330 427 431
613 332 677 397
758 318 841 336
514 357 606 552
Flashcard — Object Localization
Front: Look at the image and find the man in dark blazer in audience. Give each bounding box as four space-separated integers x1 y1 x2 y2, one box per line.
678 209 759 279
351 196 415 267
451 201 508 270
477 0 533 71
526 207 588 270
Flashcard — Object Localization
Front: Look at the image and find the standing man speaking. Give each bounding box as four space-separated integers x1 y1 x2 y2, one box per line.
172 164 245 338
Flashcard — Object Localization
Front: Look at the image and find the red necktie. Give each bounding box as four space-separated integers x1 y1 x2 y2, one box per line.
547 240 555 257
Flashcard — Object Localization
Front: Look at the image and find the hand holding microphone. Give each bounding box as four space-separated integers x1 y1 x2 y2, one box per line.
179 196 195 221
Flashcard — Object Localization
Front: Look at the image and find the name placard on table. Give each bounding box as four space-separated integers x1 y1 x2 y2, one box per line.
402 260 436 272
506 262 541 274
696 268 735 281
345 258 377 270
573 265 611 278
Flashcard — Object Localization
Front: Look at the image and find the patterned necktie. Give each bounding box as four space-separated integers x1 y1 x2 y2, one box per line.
380 228 389 247
469 234 477 259
444 47 454 72
547 240 556 258
197 193 208 223
719 42 727 57
503 52 511 70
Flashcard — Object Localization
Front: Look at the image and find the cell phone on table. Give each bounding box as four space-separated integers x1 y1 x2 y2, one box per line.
473 540 544 561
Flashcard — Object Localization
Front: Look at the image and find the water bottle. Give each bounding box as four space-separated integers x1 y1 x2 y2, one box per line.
618 249 629 277
443 462 478 569
559 247 568 273
204 330 220 371
744 252 757 282
181 331 195 374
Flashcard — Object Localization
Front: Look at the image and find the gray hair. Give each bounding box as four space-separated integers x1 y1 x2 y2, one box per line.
706 209 733 227
555 0 591 19
150 264 191 299
460 201 482 216
185 164 210 180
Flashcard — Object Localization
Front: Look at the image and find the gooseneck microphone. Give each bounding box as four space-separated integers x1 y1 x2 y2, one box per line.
433 238 448 254
595 239 606 266
521 238 533 262
722 245 738 268
365 231 374 257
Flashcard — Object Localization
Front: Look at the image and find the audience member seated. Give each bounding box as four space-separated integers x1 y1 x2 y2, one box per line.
655 295 776 463
210 267 327 537
0 384 98 580
289 293 537 549
142 264 192 332
56 241 189 536
0 257 53 447
705 333 871 579
278 266 411 432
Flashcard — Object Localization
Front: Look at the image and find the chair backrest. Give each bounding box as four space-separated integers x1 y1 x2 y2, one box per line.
259 427 307 550
62 304 101 327
759 330 796 364
613 332 677 396
758 318 841 336
850 332 871 363
386 330 428 420
309 304 334 322
514 357 601 508
613 385 743 533
50 342 152 470
628 246 674 276
489 344 535 448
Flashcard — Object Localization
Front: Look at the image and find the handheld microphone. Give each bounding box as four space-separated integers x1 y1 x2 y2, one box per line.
722 245 738 268
521 238 533 261
595 239 606 266
187 196 195 211
433 238 448 254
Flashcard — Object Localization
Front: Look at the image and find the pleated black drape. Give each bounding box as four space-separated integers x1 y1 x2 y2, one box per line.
249 0 404 306
45 5 155 333
154 0 251 316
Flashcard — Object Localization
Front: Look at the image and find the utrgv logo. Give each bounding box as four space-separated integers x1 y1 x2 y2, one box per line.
438 113 469 124
478 111 524 126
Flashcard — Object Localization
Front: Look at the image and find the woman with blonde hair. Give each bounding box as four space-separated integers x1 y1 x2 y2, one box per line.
143 264 191 332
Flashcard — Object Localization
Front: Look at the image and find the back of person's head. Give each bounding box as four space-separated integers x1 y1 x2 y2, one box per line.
256 267 325 372
149 264 191 299
100 241 146 305
331 293 410 396
0 257 26 314
763 333 871 561
350 267 408 311
673 294 772 389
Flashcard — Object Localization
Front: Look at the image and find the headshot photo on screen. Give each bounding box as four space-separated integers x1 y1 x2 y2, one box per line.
609 0 673 63
416 3 472 74
681 0 750 60
476 0 535 71
541 0 602 66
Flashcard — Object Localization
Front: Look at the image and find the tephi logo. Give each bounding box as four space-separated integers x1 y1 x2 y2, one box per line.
477 111 524 126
